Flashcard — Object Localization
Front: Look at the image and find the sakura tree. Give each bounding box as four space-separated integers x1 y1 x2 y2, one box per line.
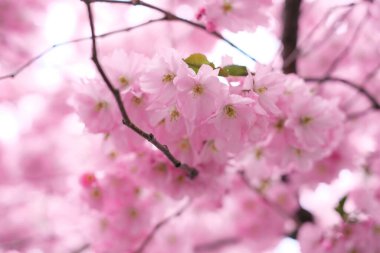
1 0 380 253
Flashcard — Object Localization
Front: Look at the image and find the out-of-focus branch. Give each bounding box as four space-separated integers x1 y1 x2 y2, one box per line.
134 202 191 253
238 171 291 219
281 0 302 74
282 2 358 69
0 17 164 81
194 237 241 252
304 76 380 110
88 0 257 63
71 243 90 253
82 0 198 179
324 11 368 76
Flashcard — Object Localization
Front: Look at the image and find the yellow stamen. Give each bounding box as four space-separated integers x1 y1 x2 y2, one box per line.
255 148 263 160
95 101 108 111
132 96 143 106
162 73 176 83
170 108 180 121
128 207 139 219
179 138 190 151
299 116 313 125
118 75 129 87
275 119 285 130
223 104 237 118
255 86 268 94
222 1 233 13
154 163 167 174
192 84 204 96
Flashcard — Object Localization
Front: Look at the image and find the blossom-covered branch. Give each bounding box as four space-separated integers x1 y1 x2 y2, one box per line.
82 0 198 179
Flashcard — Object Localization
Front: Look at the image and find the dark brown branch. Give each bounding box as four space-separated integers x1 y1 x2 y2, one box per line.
82 0 198 179
304 76 380 110
88 0 257 63
281 0 302 74
134 202 191 253
0 17 164 81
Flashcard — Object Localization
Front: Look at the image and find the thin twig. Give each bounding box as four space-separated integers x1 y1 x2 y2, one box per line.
324 9 368 76
304 76 380 110
71 243 90 253
0 0 257 81
88 0 257 62
0 17 165 81
82 0 198 179
134 201 191 253
194 237 240 252
238 171 291 219
281 2 358 69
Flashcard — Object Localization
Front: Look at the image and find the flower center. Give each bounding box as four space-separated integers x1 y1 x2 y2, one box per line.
222 1 233 13
208 140 218 153
223 104 237 118
255 86 268 94
299 116 313 126
192 84 204 96
132 96 143 106
154 163 167 174
255 148 263 160
170 108 180 121
162 72 176 84
118 75 129 87
128 207 139 219
95 101 108 111
179 138 190 151
275 118 285 130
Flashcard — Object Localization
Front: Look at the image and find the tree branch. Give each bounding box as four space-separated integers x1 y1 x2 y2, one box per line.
0 0 258 81
71 243 90 253
281 2 357 69
238 171 291 219
0 17 165 81
281 0 302 74
324 11 368 76
134 201 191 253
88 0 257 62
304 76 380 110
194 237 240 252
82 0 198 179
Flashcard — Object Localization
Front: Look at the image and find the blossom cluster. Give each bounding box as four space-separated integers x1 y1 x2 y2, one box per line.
71 49 345 252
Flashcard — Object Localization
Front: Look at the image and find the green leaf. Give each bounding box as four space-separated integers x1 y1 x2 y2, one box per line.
184 53 214 73
220 65 248 77
334 195 348 221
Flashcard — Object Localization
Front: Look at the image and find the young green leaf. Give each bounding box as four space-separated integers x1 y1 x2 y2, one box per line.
184 53 215 73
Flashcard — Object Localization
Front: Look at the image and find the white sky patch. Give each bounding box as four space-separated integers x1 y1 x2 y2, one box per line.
125 6 159 26
44 2 77 44
210 27 280 69
273 238 301 253
33 66 63 93
0 105 20 143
